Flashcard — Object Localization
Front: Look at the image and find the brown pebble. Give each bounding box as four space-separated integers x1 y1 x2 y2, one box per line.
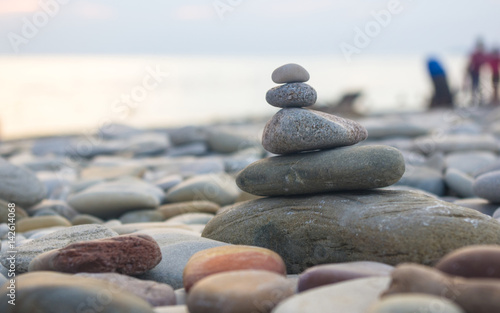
435 245 500 278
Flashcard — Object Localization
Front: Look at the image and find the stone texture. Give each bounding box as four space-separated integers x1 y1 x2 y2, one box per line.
396 166 444 196
27 199 78 220
435 245 500 278
139 238 228 289
298 261 394 292
367 294 465 313
271 63 310 84
0 158 46 207
202 190 500 273
473 171 500 203
187 270 295 313
77 272 176 307
29 234 162 275
120 210 166 224
383 263 500 313
262 108 368 154
71 214 104 225
0 224 117 273
166 213 214 225
17 215 72 232
274 277 389 313
158 201 220 219
0 271 155 313
236 145 405 196
183 245 287 291
445 151 497 175
165 173 239 206
68 177 165 218
266 83 317 108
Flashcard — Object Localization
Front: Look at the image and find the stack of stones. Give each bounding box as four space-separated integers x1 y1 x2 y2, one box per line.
236 63 406 196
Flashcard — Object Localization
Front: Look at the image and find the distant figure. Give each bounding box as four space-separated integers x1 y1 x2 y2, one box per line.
465 40 487 105
489 47 500 104
426 57 453 108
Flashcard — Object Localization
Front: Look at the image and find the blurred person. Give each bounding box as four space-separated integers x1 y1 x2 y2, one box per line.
464 39 487 105
426 57 453 108
489 47 500 104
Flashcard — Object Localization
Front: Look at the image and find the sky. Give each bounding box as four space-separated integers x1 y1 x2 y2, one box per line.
0 0 498 56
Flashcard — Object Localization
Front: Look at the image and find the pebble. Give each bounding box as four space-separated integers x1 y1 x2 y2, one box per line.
68 177 165 218
0 224 118 273
367 294 465 313
298 261 394 292
158 201 220 219
474 159 500 177
165 173 239 206
183 245 287 291
166 213 214 225
383 263 500 313
27 199 78 220
77 272 176 307
361 117 428 138
0 157 46 207
236 145 405 196
444 168 475 198
71 214 104 225
28 234 162 275
415 134 499 154
80 164 147 180
445 151 497 175
274 277 389 313
153 157 224 177
262 108 368 154
266 83 317 108
271 63 310 83
139 238 229 289
0 271 155 313
395 165 445 196
473 171 500 203
120 210 166 223
435 245 500 278
206 128 258 154
453 198 498 216
166 142 208 157
111 222 194 235
17 215 72 232
187 270 295 313
202 190 500 273
154 174 183 191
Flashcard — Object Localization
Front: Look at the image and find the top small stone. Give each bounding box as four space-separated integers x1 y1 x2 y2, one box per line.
272 63 310 84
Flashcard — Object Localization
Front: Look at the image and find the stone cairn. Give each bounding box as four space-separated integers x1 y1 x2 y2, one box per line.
236 63 406 196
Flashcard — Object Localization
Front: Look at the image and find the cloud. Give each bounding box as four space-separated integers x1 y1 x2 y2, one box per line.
174 4 215 21
0 0 38 14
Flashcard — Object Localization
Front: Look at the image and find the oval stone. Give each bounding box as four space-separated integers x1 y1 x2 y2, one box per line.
266 83 317 108
262 108 368 154
274 277 389 313
236 145 405 196
183 245 287 291
202 190 500 273
473 171 500 203
0 158 46 207
28 234 162 275
158 201 220 219
271 63 310 83
0 271 155 313
298 261 394 292
367 294 465 313
17 215 72 233
383 263 500 313
187 270 295 313
435 245 500 278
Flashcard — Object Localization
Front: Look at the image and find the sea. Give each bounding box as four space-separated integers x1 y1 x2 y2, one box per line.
0 54 469 140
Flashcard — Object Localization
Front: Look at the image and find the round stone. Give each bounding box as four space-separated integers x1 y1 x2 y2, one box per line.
266 83 317 108
367 294 465 313
0 158 46 208
17 215 72 233
262 108 367 154
158 201 220 219
435 245 500 278
28 234 162 275
187 270 295 313
202 190 500 273
473 171 500 203
183 245 287 291
298 261 394 292
236 145 405 197
271 63 310 84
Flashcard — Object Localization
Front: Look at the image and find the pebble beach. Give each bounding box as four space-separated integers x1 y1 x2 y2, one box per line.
2 63 500 313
